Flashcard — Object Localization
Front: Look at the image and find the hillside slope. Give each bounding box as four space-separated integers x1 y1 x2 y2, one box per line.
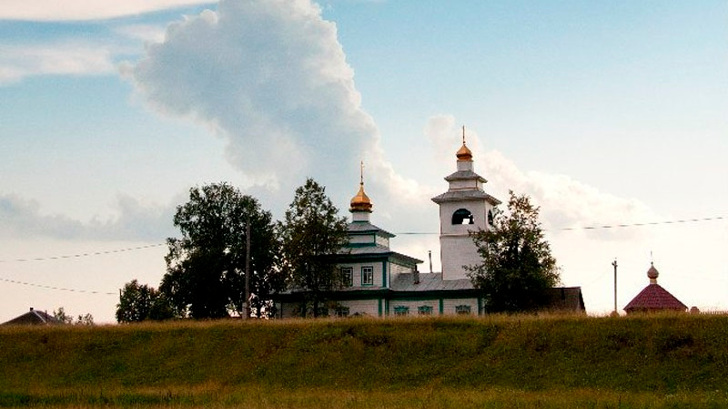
1 314 726 394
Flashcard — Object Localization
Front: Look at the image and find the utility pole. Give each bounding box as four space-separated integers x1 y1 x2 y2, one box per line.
612 258 618 315
245 215 251 320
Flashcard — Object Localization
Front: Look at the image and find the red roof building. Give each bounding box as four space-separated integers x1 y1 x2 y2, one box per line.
623 263 687 314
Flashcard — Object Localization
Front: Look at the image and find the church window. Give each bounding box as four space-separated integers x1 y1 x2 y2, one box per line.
455 305 472 315
452 208 474 225
340 267 353 287
418 305 433 315
361 266 374 286
394 306 409 316
488 210 494 226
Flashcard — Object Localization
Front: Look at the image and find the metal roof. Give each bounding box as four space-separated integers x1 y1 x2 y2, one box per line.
391 272 475 292
545 287 586 312
347 221 394 238
444 170 487 183
336 245 423 264
431 189 502 205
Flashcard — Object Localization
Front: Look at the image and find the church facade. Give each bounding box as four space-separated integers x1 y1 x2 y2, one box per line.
274 136 584 318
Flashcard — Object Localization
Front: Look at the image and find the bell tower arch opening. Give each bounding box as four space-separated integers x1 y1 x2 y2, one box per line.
452 208 474 225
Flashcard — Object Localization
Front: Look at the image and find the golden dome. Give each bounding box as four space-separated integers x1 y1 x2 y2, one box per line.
350 183 372 212
457 125 473 161
350 161 372 212
456 143 473 161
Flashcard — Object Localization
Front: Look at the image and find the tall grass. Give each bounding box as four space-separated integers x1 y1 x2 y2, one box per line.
2 386 728 408
1 313 727 407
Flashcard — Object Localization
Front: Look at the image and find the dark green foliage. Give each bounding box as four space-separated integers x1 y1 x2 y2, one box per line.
161 183 281 319
279 178 349 317
467 191 560 313
116 280 175 323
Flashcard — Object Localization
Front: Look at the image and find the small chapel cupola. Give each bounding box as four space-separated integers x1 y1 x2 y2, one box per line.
647 262 659 284
624 262 688 314
346 162 395 250
432 126 501 280
350 161 373 222
456 136 473 162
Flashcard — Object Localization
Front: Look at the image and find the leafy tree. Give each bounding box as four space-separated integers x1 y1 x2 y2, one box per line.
53 307 95 325
75 313 95 326
279 178 349 317
52 307 73 324
116 279 174 323
160 183 281 319
467 191 560 313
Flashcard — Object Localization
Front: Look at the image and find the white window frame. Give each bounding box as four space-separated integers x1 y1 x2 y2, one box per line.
361 266 374 286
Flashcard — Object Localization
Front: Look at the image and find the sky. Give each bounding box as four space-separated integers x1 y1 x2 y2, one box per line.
1 0 726 323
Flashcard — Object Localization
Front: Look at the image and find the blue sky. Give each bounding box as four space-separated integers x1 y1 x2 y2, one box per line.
1 0 726 322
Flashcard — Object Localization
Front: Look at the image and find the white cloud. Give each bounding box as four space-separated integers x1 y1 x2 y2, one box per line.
124 0 450 250
0 42 117 84
126 0 383 200
0 195 85 239
0 194 174 241
124 0 661 249
423 115 660 241
114 24 168 44
5 0 643 266
0 0 217 21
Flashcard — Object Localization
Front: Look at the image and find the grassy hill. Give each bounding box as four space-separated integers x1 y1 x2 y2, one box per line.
1 313 727 408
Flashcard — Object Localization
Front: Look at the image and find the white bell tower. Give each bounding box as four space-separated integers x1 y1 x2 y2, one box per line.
431 127 501 280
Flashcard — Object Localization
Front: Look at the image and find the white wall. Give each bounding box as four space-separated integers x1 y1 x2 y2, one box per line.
337 299 380 317
339 261 385 287
389 299 439 316
442 297 479 315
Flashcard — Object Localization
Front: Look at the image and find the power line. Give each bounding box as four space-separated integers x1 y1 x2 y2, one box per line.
0 244 166 295
4 215 727 261
394 215 726 235
0 243 166 263
0 276 116 296
0 216 724 263
0 215 724 296
556 216 725 231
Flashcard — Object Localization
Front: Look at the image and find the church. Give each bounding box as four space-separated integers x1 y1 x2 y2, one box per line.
274 135 584 318
623 263 687 314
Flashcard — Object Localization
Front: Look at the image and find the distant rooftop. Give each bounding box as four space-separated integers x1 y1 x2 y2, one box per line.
624 263 687 313
2 307 63 326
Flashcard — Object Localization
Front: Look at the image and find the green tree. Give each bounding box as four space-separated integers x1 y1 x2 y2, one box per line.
75 313 95 326
279 178 349 317
52 307 73 324
116 279 174 323
160 183 281 319
53 307 95 325
467 191 560 313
